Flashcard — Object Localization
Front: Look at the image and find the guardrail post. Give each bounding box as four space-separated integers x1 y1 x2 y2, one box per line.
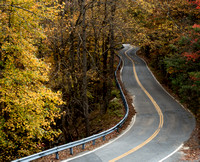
117 127 119 133
93 140 95 145
70 148 73 155
82 143 85 150
103 136 105 141
56 152 59 160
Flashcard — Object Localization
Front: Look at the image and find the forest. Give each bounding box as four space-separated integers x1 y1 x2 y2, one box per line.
0 0 199 161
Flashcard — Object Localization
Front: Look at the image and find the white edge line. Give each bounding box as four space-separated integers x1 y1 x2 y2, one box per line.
62 115 136 162
158 144 184 162
132 47 194 161
62 46 136 162
135 52 194 115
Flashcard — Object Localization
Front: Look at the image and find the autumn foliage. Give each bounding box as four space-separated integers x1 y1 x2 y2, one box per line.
129 0 200 116
0 0 64 160
0 0 199 161
0 0 130 160
187 0 200 9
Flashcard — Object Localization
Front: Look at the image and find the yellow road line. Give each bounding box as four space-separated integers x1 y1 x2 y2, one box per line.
109 47 164 162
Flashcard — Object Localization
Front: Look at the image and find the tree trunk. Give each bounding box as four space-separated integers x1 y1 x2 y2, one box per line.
109 0 116 76
81 0 89 137
101 36 109 114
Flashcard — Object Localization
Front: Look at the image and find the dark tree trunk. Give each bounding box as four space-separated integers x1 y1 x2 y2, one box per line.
101 36 109 114
81 0 89 137
109 0 116 76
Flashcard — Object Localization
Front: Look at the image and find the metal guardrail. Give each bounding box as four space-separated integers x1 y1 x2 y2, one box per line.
13 54 129 162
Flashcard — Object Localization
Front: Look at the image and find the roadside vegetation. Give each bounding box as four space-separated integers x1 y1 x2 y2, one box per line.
0 0 131 161
0 0 199 161
127 0 200 118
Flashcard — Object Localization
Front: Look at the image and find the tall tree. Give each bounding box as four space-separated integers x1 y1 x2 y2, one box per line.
81 0 90 136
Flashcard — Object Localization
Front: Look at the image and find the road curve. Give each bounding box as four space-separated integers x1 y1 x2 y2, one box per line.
63 44 196 162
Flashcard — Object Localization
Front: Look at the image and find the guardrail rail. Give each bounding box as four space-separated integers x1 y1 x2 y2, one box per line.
13 54 129 162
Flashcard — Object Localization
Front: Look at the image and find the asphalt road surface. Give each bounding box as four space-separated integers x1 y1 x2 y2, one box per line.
63 44 196 162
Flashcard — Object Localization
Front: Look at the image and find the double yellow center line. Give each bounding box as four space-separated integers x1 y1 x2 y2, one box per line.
109 47 164 162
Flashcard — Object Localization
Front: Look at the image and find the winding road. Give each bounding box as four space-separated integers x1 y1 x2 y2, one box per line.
63 44 196 162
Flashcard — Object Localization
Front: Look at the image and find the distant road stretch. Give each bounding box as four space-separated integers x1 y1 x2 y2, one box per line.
63 44 196 162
